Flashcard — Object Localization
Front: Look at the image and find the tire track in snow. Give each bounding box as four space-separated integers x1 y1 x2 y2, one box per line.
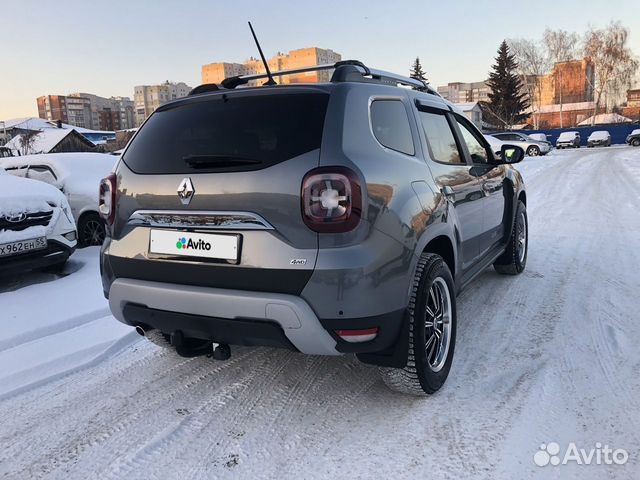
0 307 112 353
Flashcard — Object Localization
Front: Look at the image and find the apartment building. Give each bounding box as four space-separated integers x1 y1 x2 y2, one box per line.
133 81 192 125
37 93 135 130
37 95 69 124
68 93 135 131
437 81 491 104
201 47 342 86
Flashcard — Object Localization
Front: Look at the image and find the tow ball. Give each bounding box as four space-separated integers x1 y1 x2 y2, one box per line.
211 342 231 361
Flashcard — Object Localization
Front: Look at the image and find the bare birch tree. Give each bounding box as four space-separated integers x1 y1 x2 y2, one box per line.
583 22 639 123
543 29 578 128
509 39 550 129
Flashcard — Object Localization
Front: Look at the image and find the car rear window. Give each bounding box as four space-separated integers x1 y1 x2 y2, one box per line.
122 92 329 174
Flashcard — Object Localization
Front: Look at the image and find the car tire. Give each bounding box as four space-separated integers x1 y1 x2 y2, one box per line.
632 138 640 147
78 212 106 247
494 200 528 275
526 145 540 156
379 253 456 396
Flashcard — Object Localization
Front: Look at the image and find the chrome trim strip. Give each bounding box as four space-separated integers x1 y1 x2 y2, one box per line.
127 210 274 230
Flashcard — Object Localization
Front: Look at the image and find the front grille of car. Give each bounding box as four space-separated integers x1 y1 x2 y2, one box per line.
0 210 54 232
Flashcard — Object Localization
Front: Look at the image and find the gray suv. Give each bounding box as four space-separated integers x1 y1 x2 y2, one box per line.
100 61 528 395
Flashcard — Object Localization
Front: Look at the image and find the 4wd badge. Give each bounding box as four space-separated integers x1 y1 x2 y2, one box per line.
177 178 195 205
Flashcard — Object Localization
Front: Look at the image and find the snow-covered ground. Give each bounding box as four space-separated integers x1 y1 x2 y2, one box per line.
1 146 639 479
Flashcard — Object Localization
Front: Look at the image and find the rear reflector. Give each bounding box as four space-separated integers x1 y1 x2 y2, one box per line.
335 327 378 343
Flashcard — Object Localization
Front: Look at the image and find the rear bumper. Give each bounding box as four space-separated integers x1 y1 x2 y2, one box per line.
108 278 407 364
109 278 339 355
0 240 74 276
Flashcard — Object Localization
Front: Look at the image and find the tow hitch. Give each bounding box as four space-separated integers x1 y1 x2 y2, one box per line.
212 342 231 361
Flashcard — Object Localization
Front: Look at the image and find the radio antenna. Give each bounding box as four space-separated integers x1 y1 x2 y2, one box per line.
248 22 276 86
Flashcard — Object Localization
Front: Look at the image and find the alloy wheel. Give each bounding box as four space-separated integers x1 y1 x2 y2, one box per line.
81 219 105 246
424 277 452 372
517 211 527 264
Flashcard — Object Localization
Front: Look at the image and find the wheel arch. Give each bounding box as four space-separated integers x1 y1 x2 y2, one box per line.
422 234 455 280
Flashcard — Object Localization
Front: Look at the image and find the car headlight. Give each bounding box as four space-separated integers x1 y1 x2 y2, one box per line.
62 206 74 223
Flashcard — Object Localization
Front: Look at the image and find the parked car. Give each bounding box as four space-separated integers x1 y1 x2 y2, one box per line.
484 134 506 158
100 60 528 396
490 132 550 156
0 167 76 275
0 153 116 247
626 128 640 147
556 131 581 149
527 133 547 143
587 130 611 147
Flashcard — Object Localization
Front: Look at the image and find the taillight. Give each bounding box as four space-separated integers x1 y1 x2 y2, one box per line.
335 327 379 343
99 173 117 226
301 167 362 233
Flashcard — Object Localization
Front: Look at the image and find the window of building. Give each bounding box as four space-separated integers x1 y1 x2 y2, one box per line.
419 110 463 164
370 100 414 156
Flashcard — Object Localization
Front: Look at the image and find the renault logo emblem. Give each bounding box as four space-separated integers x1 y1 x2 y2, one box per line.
177 178 195 205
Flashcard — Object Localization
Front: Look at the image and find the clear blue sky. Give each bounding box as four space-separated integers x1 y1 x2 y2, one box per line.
2 0 639 119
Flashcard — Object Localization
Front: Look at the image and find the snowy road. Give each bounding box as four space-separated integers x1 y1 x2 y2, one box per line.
1 146 639 479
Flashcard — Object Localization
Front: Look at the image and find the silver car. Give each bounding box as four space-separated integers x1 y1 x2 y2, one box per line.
490 132 551 156
99 61 528 395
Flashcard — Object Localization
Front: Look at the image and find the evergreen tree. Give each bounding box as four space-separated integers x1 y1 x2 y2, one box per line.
410 57 428 82
483 41 530 129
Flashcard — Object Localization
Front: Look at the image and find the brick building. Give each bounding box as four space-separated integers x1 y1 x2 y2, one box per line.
37 95 69 124
201 47 341 86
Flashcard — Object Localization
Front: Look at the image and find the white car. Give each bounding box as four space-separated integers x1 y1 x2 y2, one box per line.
1 153 116 247
587 130 611 147
490 132 551 156
556 131 581 149
484 134 507 158
0 167 77 275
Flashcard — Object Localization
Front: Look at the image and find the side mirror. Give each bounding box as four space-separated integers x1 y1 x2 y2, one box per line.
499 144 525 164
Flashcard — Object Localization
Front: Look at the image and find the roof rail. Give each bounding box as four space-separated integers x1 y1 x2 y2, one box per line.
188 84 220 96
189 60 440 96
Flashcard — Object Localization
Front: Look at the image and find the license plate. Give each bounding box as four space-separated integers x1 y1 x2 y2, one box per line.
149 229 239 261
0 237 47 258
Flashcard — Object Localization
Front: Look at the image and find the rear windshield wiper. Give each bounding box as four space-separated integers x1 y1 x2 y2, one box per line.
182 155 262 168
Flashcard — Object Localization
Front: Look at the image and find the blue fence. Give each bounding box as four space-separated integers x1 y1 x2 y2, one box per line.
513 123 639 146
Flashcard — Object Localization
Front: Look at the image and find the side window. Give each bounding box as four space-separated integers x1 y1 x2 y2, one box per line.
418 110 464 164
455 118 490 164
27 166 58 185
370 100 415 156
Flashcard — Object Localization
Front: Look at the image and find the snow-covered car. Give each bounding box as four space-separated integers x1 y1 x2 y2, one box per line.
556 131 581 149
526 133 553 150
625 129 640 147
0 167 77 275
587 130 611 147
0 153 116 247
490 132 550 156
